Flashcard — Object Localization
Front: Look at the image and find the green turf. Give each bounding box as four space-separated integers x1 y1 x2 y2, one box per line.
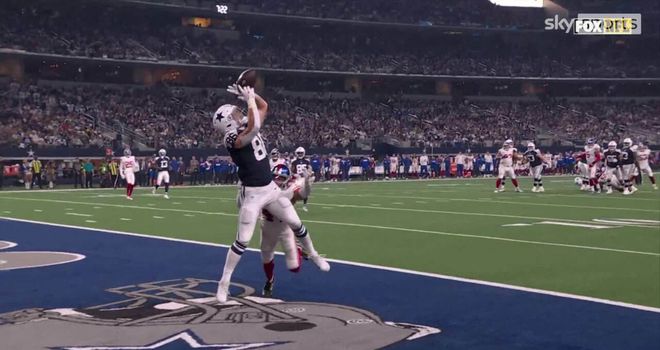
1 176 659 307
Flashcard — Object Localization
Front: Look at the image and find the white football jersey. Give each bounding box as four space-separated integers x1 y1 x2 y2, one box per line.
120 156 138 174
636 149 651 167
419 155 429 166
584 144 601 164
497 147 517 167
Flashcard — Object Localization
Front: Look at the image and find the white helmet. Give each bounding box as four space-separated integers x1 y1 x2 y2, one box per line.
295 147 306 159
574 177 582 186
123 149 132 156
270 148 279 159
212 104 240 134
158 149 166 157
504 139 513 148
622 138 632 148
608 141 617 150
527 142 535 151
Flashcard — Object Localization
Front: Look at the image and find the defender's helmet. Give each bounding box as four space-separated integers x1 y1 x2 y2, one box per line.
608 141 617 150
123 149 132 156
587 138 596 145
270 148 280 159
623 138 633 148
158 149 166 157
527 142 535 151
272 164 291 188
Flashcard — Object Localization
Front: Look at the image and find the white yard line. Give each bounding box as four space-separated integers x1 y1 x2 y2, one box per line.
450 198 659 213
0 197 657 257
119 218 132 221
65 213 93 217
1 216 658 314
85 220 96 223
33 209 43 212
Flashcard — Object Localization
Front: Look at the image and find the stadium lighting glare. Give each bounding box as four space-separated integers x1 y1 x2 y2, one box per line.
489 0 543 8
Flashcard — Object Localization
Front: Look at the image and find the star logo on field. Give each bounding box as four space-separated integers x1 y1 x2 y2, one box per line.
55 330 286 349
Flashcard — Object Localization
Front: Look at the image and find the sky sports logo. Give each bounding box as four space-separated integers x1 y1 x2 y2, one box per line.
545 14 641 35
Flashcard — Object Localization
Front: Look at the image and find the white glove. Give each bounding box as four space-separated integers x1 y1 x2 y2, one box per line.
226 84 255 102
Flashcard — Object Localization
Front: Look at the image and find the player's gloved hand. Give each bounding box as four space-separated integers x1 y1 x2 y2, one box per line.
226 84 241 99
237 85 255 102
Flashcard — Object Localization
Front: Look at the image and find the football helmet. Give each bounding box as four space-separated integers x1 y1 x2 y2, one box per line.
123 149 132 156
527 142 535 151
295 147 306 159
608 141 617 150
270 148 280 159
158 149 166 157
622 138 632 148
212 104 241 134
587 138 596 145
504 139 513 148
272 164 291 188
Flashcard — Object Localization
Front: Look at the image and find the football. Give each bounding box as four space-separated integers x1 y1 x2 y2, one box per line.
236 69 257 87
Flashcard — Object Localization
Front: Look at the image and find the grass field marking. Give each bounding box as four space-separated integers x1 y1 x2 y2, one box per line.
615 219 660 223
3 197 658 256
183 214 196 217
85 220 97 223
592 219 659 228
33 209 43 212
119 218 132 221
65 213 93 217
537 221 616 229
0 241 18 250
2 211 11 214
306 202 656 227
450 198 660 213
153 216 165 219
540 193 660 202
1 216 658 314
502 223 533 227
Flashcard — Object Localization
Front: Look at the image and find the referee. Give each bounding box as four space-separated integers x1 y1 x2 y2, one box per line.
32 156 43 189
108 158 119 189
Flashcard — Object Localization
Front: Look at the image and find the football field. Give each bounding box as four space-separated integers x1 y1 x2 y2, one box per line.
1 176 658 308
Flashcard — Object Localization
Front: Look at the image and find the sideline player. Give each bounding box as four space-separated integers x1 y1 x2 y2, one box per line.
259 164 321 297
291 147 312 211
635 143 658 189
495 139 522 192
524 142 544 192
602 141 622 194
213 84 329 303
119 149 139 200
152 149 171 199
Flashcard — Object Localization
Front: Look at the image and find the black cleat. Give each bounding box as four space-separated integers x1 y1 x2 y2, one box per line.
263 279 274 297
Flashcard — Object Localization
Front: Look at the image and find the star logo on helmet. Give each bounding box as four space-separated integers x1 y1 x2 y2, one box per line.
54 330 285 349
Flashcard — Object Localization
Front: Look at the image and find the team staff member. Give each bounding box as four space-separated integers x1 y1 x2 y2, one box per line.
32 156 43 189
109 158 119 189
83 159 94 188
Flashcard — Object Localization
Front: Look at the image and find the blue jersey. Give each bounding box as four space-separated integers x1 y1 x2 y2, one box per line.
360 158 370 169
311 158 321 171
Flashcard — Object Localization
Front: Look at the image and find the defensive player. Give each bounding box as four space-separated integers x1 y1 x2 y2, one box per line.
524 142 544 192
291 147 312 212
602 141 622 194
119 149 139 200
620 138 637 195
269 148 286 169
259 164 322 297
495 139 522 192
213 84 329 303
152 149 171 199
636 143 658 189
584 138 602 192
575 151 590 190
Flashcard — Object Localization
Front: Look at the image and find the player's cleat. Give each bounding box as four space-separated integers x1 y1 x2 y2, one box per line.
537 186 545 193
631 186 638 193
623 189 631 195
653 184 658 190
262 279 274 297
302 205 308 212
494 188 500 193
606 188 613 194
151 188 156 195
515 187 522 193
216 280 230 303
531 187 537 192
126 196 133 200
164 194 169 199
309 254 330 272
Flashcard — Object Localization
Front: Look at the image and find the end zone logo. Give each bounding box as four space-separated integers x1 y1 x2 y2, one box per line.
545 13 641 35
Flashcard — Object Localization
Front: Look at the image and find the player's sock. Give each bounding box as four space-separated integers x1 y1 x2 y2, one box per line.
293 225 318 256
164 182 169 193
303 198 308 205
537 178 543 188
220 241 246 283
127 184 134 197
263 260 275 282
511 179 519 188
650 176 656 185
496 178 502 188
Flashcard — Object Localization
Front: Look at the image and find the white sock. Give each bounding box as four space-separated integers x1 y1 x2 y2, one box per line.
219 250 242 284
298 235 318 257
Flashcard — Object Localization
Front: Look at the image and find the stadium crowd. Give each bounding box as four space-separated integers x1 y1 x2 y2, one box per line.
1 1 657 78
1 81 658 150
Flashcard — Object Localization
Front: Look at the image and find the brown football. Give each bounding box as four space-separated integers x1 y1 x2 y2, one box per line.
236 69 257 87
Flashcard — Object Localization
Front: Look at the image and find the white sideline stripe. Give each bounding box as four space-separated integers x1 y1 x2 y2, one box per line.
66 213 93 217
450 198 659 213
538 221 615 230
1 216 658 314
1 197 657 256
592 219 658 228
0 241 18 250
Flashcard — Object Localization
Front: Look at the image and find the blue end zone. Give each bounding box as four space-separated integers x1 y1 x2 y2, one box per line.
1 219 658 349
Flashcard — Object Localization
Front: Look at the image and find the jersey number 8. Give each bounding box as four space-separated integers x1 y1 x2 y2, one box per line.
252 135 267 161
